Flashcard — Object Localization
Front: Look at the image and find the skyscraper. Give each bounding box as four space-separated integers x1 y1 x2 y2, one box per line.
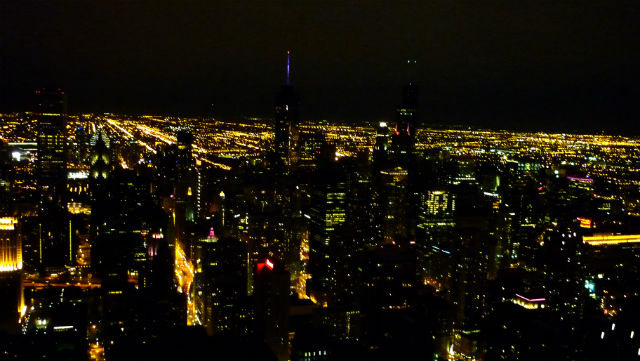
255 258 290 361
274 51 299 172
375 64 420 246
390 60 418 163
35 89 69 270
308 154 347 305
193 229 250 336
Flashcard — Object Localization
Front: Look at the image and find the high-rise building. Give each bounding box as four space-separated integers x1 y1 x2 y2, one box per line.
193 228 251 336
390 61 418 163
255 258 290 361
35 89 69 270
89 128 111 181
307 157 347 305
0 216 23 334
373 67 421 247
274 51 299 172
379 167 410 244
373 121 390 172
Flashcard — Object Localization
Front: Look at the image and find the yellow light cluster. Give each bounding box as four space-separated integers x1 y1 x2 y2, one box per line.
583 234 640 246
512 297 545 310
577 217 593 228
0 217 17 231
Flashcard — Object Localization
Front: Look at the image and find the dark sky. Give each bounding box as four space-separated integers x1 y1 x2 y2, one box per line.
1 0 638 133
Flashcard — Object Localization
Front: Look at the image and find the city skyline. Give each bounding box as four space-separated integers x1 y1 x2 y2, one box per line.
1 2 640 360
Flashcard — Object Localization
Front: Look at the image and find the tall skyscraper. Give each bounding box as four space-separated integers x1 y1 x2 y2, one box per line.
308 155 347 305
274 51 299 172
174 128 197 234
373 121 390 172
374 64 421 246
35 89 69 270
379 167 410 244
390 60 418 163
255 258 290 361
193 229 251 336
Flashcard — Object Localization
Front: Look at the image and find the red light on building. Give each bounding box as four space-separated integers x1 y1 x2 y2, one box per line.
257 258 275 272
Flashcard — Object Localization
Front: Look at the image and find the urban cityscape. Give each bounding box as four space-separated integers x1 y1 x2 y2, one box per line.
1 1 639 360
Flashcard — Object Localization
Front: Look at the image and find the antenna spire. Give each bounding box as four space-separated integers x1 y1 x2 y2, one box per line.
286 50 291 85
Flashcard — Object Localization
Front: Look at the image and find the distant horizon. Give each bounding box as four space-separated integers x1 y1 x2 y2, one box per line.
2 106 636 137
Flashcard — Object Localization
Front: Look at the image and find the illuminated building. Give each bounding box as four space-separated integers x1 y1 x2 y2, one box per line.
89 129 112 260
35 89 70 270
274 51 300 172
511 293 546 310
582 233 640 246
418 189 455 235
0 216 23 334
423 190 451 216
89 128 110 181
0 217 21 271
416 189 456 287
297 131 325 168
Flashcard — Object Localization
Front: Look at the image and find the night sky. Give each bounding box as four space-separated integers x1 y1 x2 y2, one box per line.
1 1 638 133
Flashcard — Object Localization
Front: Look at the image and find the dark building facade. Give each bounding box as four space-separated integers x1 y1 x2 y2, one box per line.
35 89 69 271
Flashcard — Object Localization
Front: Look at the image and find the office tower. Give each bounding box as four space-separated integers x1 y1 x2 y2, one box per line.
155 128 197 260
450 180 495 331
497 177 545 270
417 189 456 286
89 128 111 181
270 52 303 284
89 128 111 255
174 128 197 238
35 89 69 270
373 69 421 247
307 152 347 306
193 229 251 336
274 51 300 172
255 258 290 361
0 216 23 334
